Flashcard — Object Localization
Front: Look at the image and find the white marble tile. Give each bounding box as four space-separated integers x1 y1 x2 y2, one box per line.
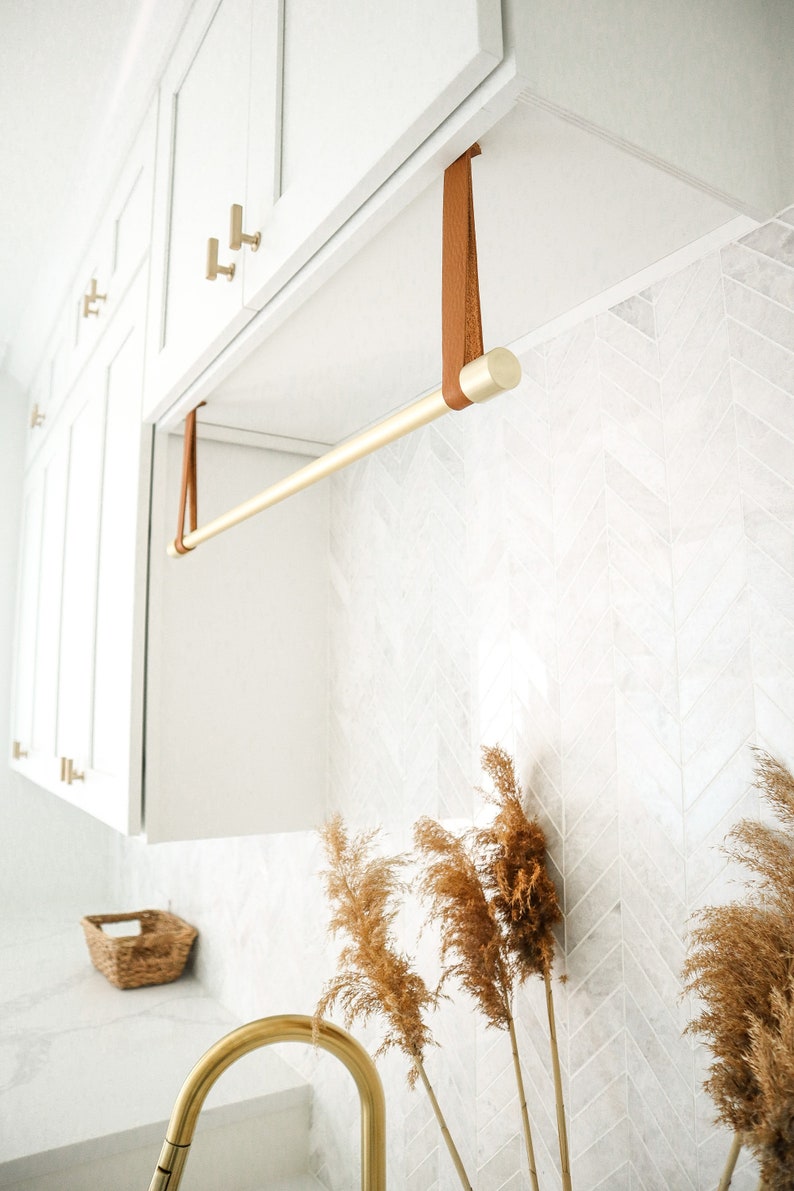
727 319 794 395
598 341 664 418
597 310 660 377
659 281 725 401
738 219 794 269
605 419 669 508
723 275 794 353
626 1073 697 1188
545 320 597 393
736 407 794 503
668 400 737 525
721 241 794 311
611 293 656 340
678 588 751 718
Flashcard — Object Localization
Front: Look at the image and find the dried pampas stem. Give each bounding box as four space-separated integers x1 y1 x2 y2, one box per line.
411 1052 473 1191
507 1014 539 1189
316 815 474 1191
414 814 541 1191
717 1133 742 1190
479 745 571 1191
545 970 571 1191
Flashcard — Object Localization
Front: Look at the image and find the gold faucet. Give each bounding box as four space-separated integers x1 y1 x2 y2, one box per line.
147 1013 386 1190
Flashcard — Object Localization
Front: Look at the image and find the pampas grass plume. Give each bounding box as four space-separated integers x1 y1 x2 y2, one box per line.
683 751 794 1188
316 814 475 1191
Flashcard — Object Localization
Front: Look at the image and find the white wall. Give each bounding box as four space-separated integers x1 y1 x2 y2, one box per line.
118 206 794 1190
0 377 117 912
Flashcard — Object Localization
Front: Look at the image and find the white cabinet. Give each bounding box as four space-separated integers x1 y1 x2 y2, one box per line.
242 0 503 309
144 427 329 842
145 0 276 410
12 426 68 785
10 276 151 835
11 471 47 766
144 0 506 420
12 293 330 843
56 370 106 772
68 104 157 392
21 104 156 471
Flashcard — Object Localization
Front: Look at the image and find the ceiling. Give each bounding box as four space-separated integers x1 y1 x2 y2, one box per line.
0 0 190 379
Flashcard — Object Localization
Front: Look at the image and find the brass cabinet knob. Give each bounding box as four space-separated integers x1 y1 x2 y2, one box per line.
29 404 45 429
82 278 107 318
60 757 85 784
229 203 260 252
206 238 235 282
12 741 28 760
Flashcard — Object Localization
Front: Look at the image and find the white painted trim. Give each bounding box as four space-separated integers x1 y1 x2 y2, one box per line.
508 216 759 356
189 422 330 457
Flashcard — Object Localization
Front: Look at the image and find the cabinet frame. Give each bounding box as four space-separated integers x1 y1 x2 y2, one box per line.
10 271 152 836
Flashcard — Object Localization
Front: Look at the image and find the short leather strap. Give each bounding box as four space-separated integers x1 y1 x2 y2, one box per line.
174 404 204 554
441 143 483 411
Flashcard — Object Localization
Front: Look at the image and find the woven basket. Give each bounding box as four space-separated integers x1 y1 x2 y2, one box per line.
81 910 198 990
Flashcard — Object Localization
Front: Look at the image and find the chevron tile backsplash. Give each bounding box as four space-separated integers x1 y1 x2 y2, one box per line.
122 207 794 1189
322 207 794 1191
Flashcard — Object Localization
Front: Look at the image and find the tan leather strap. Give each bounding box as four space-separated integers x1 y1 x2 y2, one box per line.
441 143 483 411
174 404 204 554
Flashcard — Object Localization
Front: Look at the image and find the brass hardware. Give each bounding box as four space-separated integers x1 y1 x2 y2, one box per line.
229 203 260 252
60 757 84 784
82 278 107 318
147 1014 386 1191
12 741 28 760
29 404 46 429
167 347 521 557
205 238 235 282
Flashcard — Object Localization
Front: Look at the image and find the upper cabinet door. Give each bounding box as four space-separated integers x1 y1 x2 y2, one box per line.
89 317 149 835
68 105 157 397
56 370 106 776
10 479 45 764
30 443 68 772
144 0 504 421
146 0 263 410
243 0 503 309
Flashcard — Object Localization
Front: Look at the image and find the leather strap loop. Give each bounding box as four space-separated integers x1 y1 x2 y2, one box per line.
441 143 483 411
174 404 204 554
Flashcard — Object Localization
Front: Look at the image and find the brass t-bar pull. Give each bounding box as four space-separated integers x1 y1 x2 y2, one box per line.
60 757 85 784
82 278 107 318
206 238 235 281
229 203 260 251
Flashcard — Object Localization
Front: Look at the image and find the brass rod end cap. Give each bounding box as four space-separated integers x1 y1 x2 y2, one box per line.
459 347 522 405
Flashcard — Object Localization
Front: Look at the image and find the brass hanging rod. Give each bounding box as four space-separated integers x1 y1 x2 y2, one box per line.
167 346 520 557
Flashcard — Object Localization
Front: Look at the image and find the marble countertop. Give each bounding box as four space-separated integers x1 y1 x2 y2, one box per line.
0 908 307 1185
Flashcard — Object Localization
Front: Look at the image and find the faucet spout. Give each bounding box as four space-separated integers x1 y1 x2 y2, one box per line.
147 1013 386 1190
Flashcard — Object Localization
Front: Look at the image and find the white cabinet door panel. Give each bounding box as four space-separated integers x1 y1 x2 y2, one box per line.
31 447 68 765
56 383 106 770
91 324 147 833
145 430 328 842
244 0 503 307
12 484 44 756
146 0 258 415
